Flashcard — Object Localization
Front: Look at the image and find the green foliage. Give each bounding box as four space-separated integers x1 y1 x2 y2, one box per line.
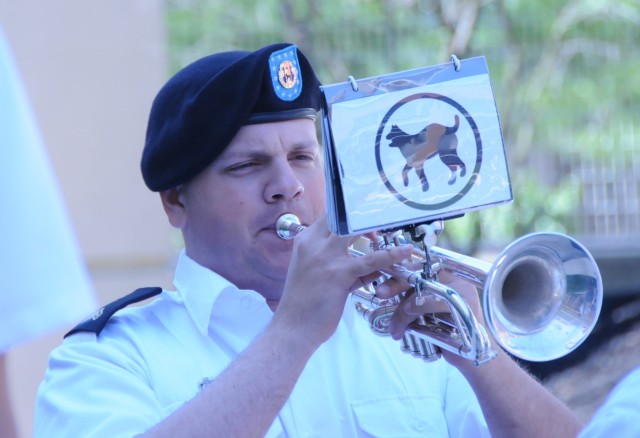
165 0 640 248
445 170 581 253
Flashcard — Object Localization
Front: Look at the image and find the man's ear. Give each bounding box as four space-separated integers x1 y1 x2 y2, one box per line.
160 187 186 229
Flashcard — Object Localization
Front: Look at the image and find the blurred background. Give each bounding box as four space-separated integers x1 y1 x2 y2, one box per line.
1 0 639 436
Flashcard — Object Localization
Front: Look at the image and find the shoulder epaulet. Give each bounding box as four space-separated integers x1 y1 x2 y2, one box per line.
64 286 163 338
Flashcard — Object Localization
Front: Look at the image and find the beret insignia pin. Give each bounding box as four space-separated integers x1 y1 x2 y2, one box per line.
269 45 302 102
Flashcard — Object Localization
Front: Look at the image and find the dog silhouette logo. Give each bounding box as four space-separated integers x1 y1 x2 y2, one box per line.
387 114 467 192
375 92 482 211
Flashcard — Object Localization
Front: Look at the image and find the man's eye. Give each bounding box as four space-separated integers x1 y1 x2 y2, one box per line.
228 162 258 172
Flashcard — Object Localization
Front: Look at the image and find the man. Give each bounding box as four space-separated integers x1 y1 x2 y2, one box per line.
35 43 580 437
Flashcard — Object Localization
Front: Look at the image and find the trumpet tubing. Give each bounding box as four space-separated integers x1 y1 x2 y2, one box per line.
275 214 603 365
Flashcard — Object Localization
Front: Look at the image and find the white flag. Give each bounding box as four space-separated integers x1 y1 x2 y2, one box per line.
0 28 97 353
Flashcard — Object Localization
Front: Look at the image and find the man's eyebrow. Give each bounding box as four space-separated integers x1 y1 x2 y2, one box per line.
288 140 320 150
220 140 319 161
219 149 270 161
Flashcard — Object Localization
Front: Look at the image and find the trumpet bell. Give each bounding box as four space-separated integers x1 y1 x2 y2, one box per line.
484 233 603 362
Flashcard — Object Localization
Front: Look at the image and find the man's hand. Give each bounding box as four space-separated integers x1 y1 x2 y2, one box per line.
375 269 487 369
274 214 415 351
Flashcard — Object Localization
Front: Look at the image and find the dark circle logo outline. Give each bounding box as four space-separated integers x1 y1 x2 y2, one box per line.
375 93 482 210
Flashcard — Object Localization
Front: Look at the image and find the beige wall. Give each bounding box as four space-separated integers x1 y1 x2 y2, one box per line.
1 1 178 436
1 0 175 264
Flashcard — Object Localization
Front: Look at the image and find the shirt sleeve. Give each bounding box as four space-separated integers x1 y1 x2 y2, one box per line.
34 332 165 438
578 367 640 438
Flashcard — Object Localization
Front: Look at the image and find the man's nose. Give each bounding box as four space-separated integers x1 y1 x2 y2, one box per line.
264 162 304 202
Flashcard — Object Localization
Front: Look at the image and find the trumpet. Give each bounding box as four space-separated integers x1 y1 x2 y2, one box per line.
276 213 603 367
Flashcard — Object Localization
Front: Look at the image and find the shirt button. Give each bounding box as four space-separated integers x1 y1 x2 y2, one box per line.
412 419 426 432
241 296 251 307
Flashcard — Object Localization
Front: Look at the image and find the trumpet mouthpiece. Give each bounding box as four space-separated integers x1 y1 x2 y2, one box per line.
276 213 302 240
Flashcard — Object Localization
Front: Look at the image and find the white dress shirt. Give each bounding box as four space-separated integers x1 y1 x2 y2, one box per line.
35 250 489 437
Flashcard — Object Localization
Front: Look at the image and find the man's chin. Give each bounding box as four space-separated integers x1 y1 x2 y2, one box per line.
255 251 290 282
253 234 292 285
267 261 290 282
254 266 288 302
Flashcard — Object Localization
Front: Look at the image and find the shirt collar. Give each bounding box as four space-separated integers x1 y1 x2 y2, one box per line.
173 250 271 337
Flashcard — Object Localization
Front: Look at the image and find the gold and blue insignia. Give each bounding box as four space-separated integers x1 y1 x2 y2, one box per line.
269 45 302 101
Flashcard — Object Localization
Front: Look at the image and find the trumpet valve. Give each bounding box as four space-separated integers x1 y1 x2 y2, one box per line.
401 333 442 362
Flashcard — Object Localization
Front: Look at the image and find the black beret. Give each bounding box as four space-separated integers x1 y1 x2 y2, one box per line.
141 43 322 191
